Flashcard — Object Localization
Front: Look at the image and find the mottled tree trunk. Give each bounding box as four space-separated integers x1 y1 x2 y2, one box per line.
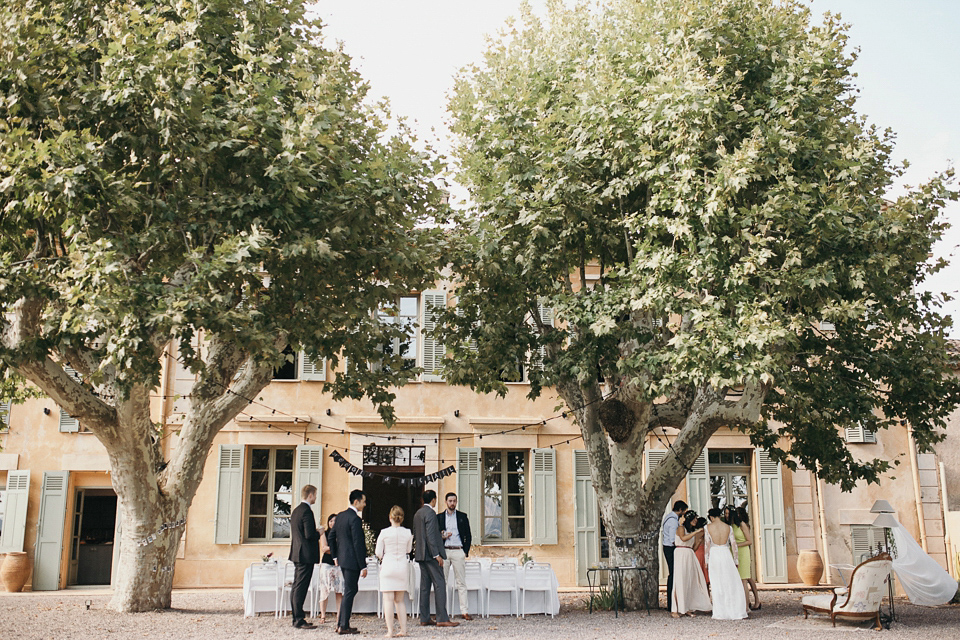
110 493 185 611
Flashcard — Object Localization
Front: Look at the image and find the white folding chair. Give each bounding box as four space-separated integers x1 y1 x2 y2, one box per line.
277 561 296 618
245 562 280 617
485 562 519 617
520 564 554 618
463 561 485 617
358 558 382 617
308 563 324 619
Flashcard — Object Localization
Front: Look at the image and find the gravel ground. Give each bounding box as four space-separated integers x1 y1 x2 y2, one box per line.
1 589 958 640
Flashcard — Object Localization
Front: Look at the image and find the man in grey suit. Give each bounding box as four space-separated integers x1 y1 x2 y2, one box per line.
413 489 459 628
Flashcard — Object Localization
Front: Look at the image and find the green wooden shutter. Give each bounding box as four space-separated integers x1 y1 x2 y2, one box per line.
645 450 669 583
58 407 79 433
532 448 558 545
844 424 877 444
756 448 788 583
530 303 554 372
421 290 447 382
851 525 882 565
0 470 30 552
456 448 481 536
685 449 710 515
296 446 324 524
214 445 243 544
645 449 667 479
573 450 599 585
0 400 10 431
33 471 70 590
298 352 327 381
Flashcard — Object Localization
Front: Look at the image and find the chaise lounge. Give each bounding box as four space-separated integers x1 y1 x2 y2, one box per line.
801 552 892 631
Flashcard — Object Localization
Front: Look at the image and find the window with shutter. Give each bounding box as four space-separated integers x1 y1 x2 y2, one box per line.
0 400 10 431
33 471 70 590
850 525 884 564
844 424 877 444
298 352 326 381
457 448 481 534
481 450 528 542
214 445 243 544
296 446 324 524
573 450 599 585
421 291 447 382
756 448 788 582
686 449 710 515
58 408 80 433
529 302 553 372
0 470 31 553
245 446 295 541
532 448 557 544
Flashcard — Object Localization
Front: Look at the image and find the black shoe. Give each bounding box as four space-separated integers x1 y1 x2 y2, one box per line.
294 621 316 629
335 628 360 635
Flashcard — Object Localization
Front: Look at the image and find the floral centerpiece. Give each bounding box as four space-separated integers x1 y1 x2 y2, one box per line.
261 552 274 563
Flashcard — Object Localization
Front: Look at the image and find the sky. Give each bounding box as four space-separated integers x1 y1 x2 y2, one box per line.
311 0 960 336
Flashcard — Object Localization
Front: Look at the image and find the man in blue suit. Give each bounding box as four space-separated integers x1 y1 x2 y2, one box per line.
288 484 320 629
327 489 367 635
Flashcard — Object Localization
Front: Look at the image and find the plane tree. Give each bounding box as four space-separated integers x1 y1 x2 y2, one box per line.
438 0 959 606
0 0 444 611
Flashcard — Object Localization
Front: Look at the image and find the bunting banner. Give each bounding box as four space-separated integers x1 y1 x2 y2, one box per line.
330 450 455 484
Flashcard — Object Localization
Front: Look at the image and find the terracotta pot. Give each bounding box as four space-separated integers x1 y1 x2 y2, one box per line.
0 551 30 592
797 549 824 586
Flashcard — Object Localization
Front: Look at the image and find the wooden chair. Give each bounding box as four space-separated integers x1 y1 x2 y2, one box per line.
802 553 892 630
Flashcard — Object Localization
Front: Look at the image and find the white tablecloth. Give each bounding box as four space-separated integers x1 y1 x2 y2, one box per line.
243 561 560 617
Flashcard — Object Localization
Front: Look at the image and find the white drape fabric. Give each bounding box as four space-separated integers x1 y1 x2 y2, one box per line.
890 522 956 606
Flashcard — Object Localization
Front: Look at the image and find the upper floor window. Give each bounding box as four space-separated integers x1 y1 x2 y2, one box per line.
0 400 9 432
271 346 326 381
482 450 527 542
378 295 420 372
844 423 877 444
245 446 295 541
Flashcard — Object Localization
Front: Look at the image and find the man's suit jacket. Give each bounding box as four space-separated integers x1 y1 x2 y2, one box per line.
413 503 445 562
436 510 472 557
328 507 366 571
289 502 320 564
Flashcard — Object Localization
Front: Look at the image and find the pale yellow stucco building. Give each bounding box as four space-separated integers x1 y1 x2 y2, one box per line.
1 300 957 593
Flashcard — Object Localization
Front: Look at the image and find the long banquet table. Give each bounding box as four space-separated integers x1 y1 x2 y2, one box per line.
243 560 560 617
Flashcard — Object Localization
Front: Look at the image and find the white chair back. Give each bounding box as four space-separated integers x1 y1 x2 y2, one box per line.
464 561 483 588
523 565 553 589
249 561 278 582
489 563 518 587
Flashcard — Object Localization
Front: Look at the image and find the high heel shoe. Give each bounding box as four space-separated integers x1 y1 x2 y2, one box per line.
749 603 761 611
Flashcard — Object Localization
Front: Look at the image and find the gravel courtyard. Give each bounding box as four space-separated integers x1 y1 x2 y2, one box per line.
1 589 958 639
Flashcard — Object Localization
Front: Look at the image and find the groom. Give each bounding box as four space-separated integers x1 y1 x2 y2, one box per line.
661 499 687 611
328 489 367 635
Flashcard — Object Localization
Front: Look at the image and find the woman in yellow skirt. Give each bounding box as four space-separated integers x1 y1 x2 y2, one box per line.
724 505 761 610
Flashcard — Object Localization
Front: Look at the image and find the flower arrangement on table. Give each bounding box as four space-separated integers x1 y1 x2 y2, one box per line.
362 522 376 558
261 552 274 563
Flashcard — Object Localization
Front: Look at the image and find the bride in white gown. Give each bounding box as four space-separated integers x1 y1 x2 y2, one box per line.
704 508 748 620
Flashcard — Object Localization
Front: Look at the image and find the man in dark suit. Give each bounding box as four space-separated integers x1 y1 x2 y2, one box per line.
327 489 367 635
289 484 320 629
437 492 473 619
413 489 459 628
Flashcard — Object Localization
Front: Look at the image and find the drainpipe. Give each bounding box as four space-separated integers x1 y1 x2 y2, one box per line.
815 474 833 584
907 425 929 552
939 461 954 578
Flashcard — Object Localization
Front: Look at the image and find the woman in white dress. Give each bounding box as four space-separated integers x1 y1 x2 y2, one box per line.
671 511 713 618
376 506 413 637
318 513 344 624
704 507 748 620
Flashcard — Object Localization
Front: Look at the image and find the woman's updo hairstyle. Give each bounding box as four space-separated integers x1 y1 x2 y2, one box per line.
707 507 722 519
